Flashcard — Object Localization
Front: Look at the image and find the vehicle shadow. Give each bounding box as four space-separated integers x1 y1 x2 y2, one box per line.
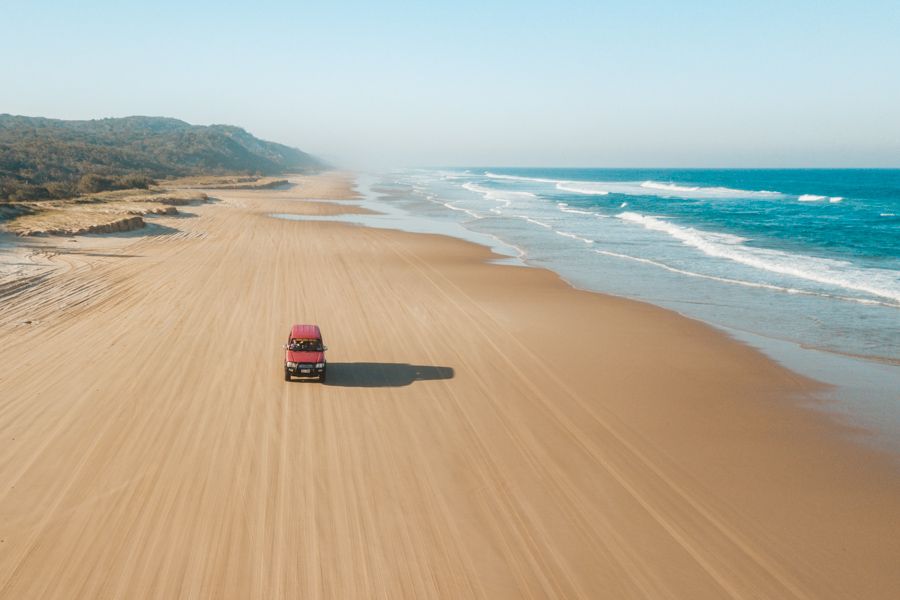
321 362 454 388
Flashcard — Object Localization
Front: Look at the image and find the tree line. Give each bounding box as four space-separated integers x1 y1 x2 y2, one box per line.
0 115 322 202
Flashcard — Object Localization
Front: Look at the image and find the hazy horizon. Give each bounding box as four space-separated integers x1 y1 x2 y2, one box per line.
3 0 899 168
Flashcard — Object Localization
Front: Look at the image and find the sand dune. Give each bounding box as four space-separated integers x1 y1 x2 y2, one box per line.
1 173 898 598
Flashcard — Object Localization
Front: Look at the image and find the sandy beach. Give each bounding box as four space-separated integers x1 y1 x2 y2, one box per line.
1 172 898 598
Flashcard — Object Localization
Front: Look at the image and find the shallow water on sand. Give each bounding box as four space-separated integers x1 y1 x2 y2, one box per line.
274 171 900 451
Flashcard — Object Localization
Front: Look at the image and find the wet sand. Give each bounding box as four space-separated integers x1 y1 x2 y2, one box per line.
1 172 898 598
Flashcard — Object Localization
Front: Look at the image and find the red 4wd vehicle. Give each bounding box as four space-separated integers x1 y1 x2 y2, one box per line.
284 324 327 382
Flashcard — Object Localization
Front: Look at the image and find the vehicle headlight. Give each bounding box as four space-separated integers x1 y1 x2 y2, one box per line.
286 362 298 368
316 363 325 369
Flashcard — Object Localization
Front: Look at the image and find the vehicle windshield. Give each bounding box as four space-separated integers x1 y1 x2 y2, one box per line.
289 339 323 352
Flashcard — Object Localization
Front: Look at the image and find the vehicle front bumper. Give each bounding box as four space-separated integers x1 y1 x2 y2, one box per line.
286 364 325 376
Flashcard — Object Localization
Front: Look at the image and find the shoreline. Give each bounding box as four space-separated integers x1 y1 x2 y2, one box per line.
1 172 899 597
278 173 900 452
392 169 900 365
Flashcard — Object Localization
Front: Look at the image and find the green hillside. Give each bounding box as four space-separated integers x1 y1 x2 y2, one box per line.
0 115 324 200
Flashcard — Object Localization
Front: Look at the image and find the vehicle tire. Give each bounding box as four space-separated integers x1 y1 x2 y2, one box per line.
284 369 291 382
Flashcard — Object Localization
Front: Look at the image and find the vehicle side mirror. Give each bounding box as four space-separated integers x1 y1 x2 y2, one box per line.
323 346 328 351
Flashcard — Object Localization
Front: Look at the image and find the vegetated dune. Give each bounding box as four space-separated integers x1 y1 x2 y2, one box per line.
0 114 324 201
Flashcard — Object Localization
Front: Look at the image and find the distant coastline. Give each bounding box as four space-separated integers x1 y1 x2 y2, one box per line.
0 114 324 202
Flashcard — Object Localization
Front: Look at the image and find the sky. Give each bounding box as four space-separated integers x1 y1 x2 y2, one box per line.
2 0 899 168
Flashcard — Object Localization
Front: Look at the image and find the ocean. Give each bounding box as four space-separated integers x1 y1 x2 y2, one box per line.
275 168 900 442
388 168 900 361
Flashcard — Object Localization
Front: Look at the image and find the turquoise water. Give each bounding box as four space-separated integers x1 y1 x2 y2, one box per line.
391 168 899 364
274 170 900 446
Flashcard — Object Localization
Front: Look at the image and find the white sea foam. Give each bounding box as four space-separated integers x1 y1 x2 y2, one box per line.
483 172 560 184
642 180 783 198
637 181 782 199
592 248 802 293
556 182 609 195
568 181 784 200
589 248 894 306
619 212 747 244
640 181 700 192
462 182 536 210
798 194 843 203
555 230 594 244
418 186 484 219
556 202 600 216
441 202 482 219
514 215 553 229
620 202 628 208
484 172 785 200
617 212 900 305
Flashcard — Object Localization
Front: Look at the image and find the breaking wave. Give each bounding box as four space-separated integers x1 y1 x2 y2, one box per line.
617 212 900 305
640 181 700 192
556 230 594 244
463 182 535 204
556 182 609 195
798 194 845 203
556 202 603 217
483 172 560 184
484 172 785 199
